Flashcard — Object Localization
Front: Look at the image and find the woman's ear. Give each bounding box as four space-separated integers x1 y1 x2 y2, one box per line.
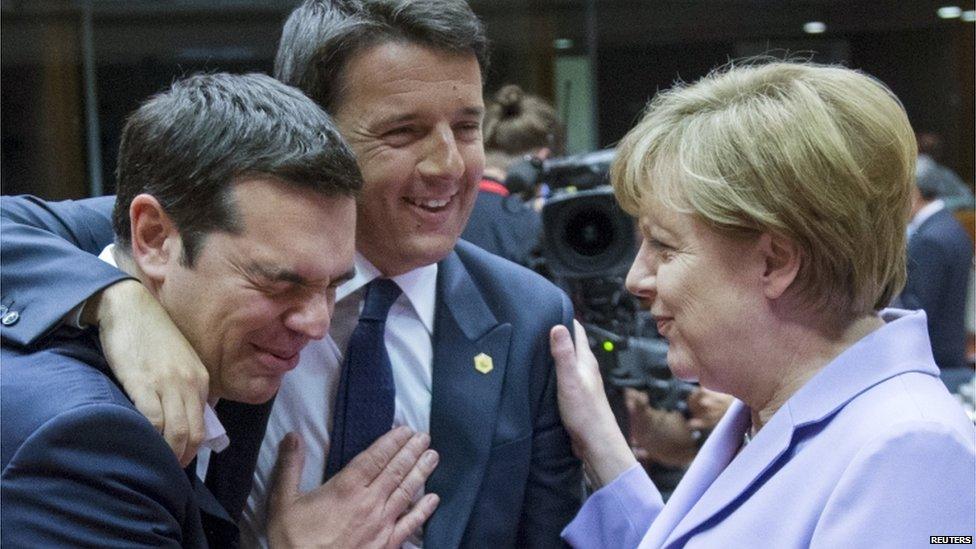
128 194 182 284
758 232 802 300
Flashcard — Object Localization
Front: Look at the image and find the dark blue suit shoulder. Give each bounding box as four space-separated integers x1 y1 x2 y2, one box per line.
454 239 568 314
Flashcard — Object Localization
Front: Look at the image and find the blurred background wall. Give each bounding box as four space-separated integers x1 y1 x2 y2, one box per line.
2 0 973 199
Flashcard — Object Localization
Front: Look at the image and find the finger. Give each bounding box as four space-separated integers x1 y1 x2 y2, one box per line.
267 433 303 517
384 449 439 516
571 320 601 372
624 387 650 412
370 432 431 496
388 494 440 549
128 387 165 434
160 387 189 463
181 391 207 466
549 325 576 368
344 426 415 485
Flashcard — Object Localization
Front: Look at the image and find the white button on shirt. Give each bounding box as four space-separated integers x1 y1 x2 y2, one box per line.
239 253 437 549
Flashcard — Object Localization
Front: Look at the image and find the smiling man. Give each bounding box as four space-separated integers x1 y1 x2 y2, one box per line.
0 1 582 547
1 72 440 548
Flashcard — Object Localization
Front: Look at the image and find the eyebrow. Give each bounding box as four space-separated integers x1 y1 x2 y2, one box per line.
374 106 485 128
247 263 357 287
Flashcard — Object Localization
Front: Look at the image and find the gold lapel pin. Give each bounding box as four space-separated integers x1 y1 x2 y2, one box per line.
474 352 493 374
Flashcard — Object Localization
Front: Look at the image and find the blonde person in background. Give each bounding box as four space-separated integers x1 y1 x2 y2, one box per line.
550 60 976 548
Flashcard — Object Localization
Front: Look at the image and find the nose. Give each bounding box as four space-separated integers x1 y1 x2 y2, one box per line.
284 293 333 341
417 124 465 184
625 241 657 301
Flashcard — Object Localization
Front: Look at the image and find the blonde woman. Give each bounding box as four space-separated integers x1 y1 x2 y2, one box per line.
551 61 976 548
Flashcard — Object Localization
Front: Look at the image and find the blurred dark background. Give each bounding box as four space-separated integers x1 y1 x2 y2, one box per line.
2 0 973 200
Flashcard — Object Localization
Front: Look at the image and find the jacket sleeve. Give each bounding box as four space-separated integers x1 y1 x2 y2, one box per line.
516 291 585 547
810 420 976 548
0 402 200 547
561 464 665 548
0 195 129 346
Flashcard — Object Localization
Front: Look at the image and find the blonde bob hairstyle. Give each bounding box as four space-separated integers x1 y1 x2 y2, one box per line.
612 60 916 325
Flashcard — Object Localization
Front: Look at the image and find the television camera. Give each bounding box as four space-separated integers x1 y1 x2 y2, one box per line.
504 149 696 419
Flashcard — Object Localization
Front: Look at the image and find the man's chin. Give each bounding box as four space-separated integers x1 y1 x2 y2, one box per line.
224 378 282 405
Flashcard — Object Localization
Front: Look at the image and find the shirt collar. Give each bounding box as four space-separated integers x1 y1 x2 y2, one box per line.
97 244 229 454
908 199 945 235
336 252 438 335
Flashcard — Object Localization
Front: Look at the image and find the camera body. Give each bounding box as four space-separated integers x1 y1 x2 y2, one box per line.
505 149 636 279
506 149 695 414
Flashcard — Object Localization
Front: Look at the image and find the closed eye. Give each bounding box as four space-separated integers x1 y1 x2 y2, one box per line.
383 126 421 147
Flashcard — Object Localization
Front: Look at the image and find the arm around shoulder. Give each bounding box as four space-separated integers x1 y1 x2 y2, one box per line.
0 195 126 346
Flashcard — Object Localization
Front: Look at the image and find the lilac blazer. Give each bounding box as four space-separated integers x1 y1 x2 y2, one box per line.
564 309 976 548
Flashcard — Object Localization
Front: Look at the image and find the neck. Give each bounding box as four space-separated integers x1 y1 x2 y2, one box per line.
744 313 884 432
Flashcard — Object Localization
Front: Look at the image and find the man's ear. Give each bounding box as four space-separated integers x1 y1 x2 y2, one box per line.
129 194 181 284
758 232 801 300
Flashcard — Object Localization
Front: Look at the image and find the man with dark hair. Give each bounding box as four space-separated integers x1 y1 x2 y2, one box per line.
1 1 582 547
898 163 975 393
1 72 439 547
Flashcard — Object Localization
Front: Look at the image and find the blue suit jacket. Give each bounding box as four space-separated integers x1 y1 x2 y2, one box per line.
0 195 582 548
0 195 270 547
460 186 542 267
425 239 581 547
0 331 241 547
900 206 973 371
563 310 976 549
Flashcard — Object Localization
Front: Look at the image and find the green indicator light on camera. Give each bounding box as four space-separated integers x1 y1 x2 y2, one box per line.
602 340 614 352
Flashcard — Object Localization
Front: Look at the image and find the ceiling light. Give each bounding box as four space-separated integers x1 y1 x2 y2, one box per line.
962 10 975 22
937 6 962 18
803 21 827 34
553 38 574 50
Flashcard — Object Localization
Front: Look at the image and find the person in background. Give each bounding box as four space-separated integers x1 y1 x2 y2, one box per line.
899 161 975 393
461 84 564 267
1 72 437 548
549 60 975 547
915 131 975 211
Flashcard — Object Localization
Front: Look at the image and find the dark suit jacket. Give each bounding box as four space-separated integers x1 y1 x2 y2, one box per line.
0 332 239 547
0 195 268 548
0 194 582 548
460 185 542 267
900 207 973 371
425 239 581 548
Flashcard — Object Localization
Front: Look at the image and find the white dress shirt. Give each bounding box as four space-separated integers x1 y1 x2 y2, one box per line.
94 244 229 470
907 198 945 239
239 253 437 549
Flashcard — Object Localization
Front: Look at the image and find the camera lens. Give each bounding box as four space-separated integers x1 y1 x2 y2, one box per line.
564 209 615 256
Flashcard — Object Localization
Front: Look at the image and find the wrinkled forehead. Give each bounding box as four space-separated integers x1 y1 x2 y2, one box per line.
334 40 483 112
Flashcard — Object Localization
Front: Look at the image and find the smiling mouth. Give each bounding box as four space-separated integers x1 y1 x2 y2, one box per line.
404 193 455 212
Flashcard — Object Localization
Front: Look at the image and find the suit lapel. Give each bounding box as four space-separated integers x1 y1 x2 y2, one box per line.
662 311 937 546
642 401 748 545
664 402 794 545
186 461 239 547
205 399 274 522
425 250 512 548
